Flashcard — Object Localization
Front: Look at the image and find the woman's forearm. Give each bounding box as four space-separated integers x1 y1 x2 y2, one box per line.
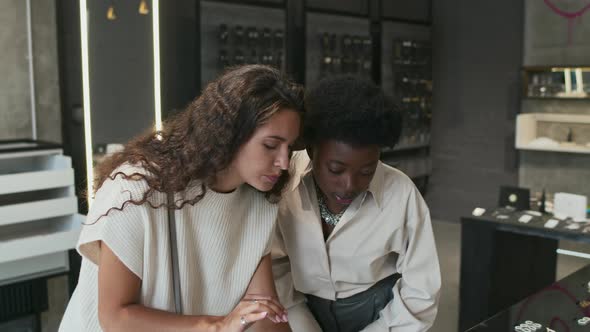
100 304 223 332
250 320 292 332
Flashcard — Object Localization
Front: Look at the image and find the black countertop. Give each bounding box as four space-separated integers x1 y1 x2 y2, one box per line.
463 207 590 244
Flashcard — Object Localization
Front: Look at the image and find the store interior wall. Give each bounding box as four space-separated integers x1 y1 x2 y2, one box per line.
519 0 590 200
427 0 522 222
0 0 61 143
87 0 155 146
159 0 198 115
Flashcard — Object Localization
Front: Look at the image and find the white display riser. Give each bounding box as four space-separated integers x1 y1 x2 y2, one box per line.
0 214 83 265
0 155 74 195
0 196 78 227
0 251 69 286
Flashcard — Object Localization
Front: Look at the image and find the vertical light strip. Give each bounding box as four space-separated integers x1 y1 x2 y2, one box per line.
152 0 162 132
25 0 37 140
79 0 94 207
575 68 584 94
564 68 572 94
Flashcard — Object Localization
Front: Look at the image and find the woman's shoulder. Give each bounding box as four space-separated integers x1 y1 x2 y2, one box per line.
110 162 152 181
97 163 153 193
239 185 279 215
377 162 421 200
88 163 162 220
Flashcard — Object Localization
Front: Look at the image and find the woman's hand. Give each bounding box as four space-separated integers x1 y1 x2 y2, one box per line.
218 294 289 331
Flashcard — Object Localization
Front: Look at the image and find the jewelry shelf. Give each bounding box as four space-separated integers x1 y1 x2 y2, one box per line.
516 113 590 154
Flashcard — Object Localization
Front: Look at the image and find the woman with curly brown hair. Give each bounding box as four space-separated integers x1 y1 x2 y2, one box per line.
59 65 302 332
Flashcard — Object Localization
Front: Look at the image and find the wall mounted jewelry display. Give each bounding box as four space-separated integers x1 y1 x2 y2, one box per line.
305 12 371 85
380 20 432 194
200 0 286 87
383 22 432 150
391 38 432 146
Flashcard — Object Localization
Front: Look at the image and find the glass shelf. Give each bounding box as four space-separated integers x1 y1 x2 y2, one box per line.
523 66 590 99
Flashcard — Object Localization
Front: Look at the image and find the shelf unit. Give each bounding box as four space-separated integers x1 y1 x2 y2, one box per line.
305 11 372 84
380 20 432 194
200 0 286 88
522 66 590 100
516 113 590 154
0 144 83 285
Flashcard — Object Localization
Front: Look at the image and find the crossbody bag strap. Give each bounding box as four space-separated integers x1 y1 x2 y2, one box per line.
167 192 183 314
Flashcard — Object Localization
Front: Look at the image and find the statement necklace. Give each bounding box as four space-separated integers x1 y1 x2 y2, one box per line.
316 185 347 226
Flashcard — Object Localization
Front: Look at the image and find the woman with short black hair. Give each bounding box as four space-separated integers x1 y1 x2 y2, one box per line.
273 75 441 332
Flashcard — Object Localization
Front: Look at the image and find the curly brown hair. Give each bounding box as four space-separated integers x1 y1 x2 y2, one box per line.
90 65 304 223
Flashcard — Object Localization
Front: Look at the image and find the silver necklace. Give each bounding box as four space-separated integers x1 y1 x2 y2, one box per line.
316 185 346 226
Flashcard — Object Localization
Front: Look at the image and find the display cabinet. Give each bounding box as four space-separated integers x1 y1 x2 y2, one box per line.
380 20 432 194
390 38 432 152
200 0 286 87
305 11 371 84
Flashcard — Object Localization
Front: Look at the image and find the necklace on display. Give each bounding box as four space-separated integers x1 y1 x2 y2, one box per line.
315 184 346 226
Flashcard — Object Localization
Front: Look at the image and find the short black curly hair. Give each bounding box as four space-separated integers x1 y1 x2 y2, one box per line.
303 75 402 148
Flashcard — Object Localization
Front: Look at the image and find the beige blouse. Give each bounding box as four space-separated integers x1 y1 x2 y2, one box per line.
272 152 441 332
59 164 277 331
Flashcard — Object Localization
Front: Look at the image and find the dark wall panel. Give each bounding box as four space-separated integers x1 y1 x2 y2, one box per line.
307 0 368 16
428 0 522 222
160 0 199 115
87 0 154 145
382 0 430 22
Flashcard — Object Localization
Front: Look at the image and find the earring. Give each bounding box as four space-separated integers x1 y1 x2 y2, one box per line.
139 0 149 15
107 4 117 20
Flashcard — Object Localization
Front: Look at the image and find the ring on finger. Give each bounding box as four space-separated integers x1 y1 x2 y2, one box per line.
240 316 248 325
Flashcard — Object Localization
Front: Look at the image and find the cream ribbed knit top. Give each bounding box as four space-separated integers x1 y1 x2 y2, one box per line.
59 164 278 331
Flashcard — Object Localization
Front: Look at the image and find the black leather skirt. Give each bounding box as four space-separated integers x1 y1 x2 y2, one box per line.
305 274 401 332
